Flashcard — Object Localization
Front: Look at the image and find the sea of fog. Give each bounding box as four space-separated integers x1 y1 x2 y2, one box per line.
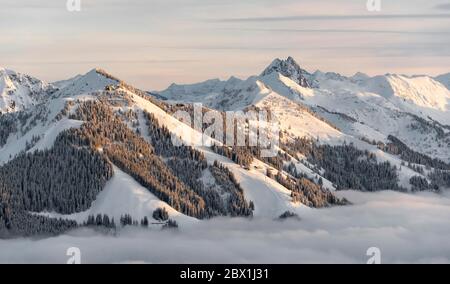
1 190 450 264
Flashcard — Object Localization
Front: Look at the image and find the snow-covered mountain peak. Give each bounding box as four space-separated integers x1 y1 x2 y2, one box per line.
364 74 450 112
0 68 54 114
0 67 16 77
261 56 314 88
0 67 9 75
351 72 371 82
54 68 120 98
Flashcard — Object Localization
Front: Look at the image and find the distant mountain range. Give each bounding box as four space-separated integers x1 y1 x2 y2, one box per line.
1 57 449 238
157 57 450 162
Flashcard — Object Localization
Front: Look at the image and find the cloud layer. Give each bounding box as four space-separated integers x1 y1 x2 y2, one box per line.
1 190 449 264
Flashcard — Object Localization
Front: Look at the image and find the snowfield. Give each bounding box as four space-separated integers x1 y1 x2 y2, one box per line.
0 67 54 114
0 98 82 165
3 62 446 223
131 92 302 217
37 166 198 227
156 58 450 162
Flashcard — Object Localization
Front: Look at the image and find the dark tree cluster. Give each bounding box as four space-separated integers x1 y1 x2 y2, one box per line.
163 103 279 169
211 135 345 208
153 207 169 221
0 204 77 238
211 144 254 168
279 211 300 220
383 135 450 171
164 103 289 171
284 138 404 192
0 128 113 238
73 101 254 219
0 131 113 215
53 101 75 122
408 113 450 139
25 135 41 151
120 213 174 229
161 103 226 136
1 102 53 149
141 216 149 227
209 161 254 217
20 103 51 134
429 170 450 189
70 101 209 218
85 214 117 230
1 95 255 236
0 114 17 147
144 111 254 218
119 214 139 227
162 219 179 230
273 170 347 207
409 176 434 192
260 151 291 171
108 139 208 218
144 111 208 163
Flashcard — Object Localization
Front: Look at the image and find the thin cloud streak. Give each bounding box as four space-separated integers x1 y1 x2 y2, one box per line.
5 59 200 65
435 3 450 10
231 28 450 35
2 0 450 89
215 13 450 22
143 45 293 51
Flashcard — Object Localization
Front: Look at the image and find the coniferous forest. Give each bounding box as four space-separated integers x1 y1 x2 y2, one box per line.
0 98 256 237
0 130 112 237
1 81 449 239
284 138 404 192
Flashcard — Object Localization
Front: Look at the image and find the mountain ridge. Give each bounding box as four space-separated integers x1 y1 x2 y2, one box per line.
155 56 450 162
0 68 55 114
1 61 450 238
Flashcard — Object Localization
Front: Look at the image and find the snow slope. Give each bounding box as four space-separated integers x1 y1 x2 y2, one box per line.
38 166 198 226
53 69 119 98
2 63 447 226
133 88 420 212
130 93 303 217
364 74 450 124
0 68 120 164
155 57 450 162
0 67 54 114
436 73 450 90
0 97 81 165
52 74 83 89
158 76 275 111
254 90 343 143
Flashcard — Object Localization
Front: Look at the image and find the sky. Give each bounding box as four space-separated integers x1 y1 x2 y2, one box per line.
1 0 450 90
